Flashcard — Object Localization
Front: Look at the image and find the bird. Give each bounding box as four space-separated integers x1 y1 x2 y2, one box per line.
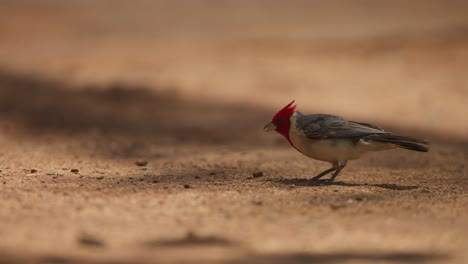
264 100 428 184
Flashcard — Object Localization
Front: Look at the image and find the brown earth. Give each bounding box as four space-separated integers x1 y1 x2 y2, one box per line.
0 1 467 264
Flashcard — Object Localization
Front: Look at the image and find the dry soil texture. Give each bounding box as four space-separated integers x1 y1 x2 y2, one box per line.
0 1 467 264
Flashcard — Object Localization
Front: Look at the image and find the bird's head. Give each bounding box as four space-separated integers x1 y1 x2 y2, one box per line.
264 100 296 138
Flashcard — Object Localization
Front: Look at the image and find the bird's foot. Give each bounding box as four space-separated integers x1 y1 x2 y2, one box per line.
310 176 324 181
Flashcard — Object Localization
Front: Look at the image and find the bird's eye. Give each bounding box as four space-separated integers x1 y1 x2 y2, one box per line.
274 117 283 124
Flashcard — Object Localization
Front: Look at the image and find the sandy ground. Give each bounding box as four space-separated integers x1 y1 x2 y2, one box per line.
0 1 467 263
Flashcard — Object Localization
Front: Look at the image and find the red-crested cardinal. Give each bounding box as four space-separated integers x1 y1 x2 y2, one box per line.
264 101 428 184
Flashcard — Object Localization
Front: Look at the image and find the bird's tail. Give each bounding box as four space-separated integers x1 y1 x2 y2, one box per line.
364 134 429 152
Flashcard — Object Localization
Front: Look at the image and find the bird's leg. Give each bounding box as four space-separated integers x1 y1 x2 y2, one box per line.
310 168 337 181
310 162 339 181
327 161 348 184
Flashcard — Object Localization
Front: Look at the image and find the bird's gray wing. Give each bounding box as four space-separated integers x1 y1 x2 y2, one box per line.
295 112 387 139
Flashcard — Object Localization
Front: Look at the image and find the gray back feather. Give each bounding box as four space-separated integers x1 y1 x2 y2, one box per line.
295 112 387 139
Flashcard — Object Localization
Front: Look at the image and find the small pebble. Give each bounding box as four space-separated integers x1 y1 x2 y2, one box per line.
71 169 79 173
330 204 346 210
135 160 148 167
252 171 264 178
184 184 191 189
30 169 38 174
355 196 365 202
96 176 104 180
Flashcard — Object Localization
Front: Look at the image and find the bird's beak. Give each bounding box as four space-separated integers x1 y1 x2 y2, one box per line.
264 122 277 132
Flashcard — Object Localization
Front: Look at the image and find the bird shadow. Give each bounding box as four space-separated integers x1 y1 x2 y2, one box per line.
272 178 419 190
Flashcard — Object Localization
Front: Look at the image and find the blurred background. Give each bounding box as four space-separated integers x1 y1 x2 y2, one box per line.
1 0 468 142
0 1 468 264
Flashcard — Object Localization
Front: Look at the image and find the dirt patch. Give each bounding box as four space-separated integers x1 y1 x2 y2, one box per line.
0 1 467 264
